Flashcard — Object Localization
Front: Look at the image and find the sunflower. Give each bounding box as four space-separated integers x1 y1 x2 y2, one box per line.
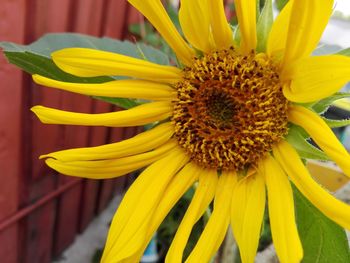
30 0 350 262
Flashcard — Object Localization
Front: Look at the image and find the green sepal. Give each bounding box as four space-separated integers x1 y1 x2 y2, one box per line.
312 44 343 56
311 92 350 114
312 45 350 56
275 0 289 11
256 0 273 52
286 125 329 161
93 96 142 110
0 33 170 65
338 47 350 56
293 185 350 263
0 33 170 109
323 117 350 128
233 25 241 46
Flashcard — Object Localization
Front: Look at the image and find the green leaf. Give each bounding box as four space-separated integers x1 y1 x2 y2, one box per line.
256 0 273 52
0 33 171 109
312 45 350 56
323 117 350 128
312 44 343 56
338 48 350 56
2 51 109 83
166 3 181 31
275 0 289 11
94 96 142 110
286 125 329 161
293 186 350 263
0 33 170 65
312 92 350 114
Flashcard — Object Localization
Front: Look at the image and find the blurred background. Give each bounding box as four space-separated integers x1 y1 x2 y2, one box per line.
0 1 350 263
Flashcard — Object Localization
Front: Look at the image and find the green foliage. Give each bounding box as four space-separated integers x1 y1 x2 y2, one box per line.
311 92 350 114
293 186 350 263
128 3 180 65
256 0 273 52
313 45 350 57
338 48 350 56
91 248 103 263
0 33 170 64
323 118 350 128
286 125 329 161
258 207 272 252
313 44 343 56
0 33 170 109
275 0 289 11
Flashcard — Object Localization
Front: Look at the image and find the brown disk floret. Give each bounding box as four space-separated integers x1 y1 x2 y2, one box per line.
172 48 289 171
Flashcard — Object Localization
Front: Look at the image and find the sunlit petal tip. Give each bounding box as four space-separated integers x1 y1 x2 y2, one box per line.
31 105 46 121
39 154 49 160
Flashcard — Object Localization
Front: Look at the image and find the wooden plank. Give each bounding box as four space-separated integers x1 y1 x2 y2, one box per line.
21 1 73 262
0 0 26 262
103 0 128 38
53 0 107 256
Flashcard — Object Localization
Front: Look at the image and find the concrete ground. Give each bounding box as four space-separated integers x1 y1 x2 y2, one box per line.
52 195 121 263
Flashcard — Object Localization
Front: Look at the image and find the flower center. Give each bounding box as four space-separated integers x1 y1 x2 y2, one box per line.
172 48 289 171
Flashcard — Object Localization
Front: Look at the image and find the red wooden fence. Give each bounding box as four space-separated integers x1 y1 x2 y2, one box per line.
0 1 142 262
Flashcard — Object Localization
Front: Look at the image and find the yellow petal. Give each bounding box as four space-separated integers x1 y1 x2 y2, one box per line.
101 147 189 262
33 74 176 101
208 0 234 49
261 156 303 263
165 168 218 263
282 0 334 65
40 122 174 161
186 170 236 263
52 48 182 83
31 101 172 127
234 0 257 53
130 162 201 262
44 140 177 179
282 55 350 103
231 173 265 263
274 140 350 230
179 0 214 53
267 0 293 58
288 105 350 177
127 0 195 65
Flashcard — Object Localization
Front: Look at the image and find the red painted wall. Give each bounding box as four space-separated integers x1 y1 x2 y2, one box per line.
0 1 141 262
